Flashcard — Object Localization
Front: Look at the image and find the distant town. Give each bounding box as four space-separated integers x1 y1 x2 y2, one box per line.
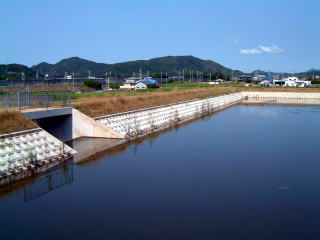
1 69 319 90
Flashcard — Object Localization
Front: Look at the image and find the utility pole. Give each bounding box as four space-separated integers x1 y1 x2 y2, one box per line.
313 72 315 81
105 72 110 91
166 72 168 84
64 72 68 85
161 72 162 84
72 73 75 92
108 72 110 90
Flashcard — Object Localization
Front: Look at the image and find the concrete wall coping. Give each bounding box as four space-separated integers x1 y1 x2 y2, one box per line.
22 107 73 120
0 128 41 139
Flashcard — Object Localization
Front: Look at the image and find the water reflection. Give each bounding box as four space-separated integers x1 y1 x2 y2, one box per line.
0 162 73 201
24 164 73 202
68 137 125 163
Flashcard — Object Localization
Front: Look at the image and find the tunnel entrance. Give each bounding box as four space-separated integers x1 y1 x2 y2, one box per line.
36 114 73 141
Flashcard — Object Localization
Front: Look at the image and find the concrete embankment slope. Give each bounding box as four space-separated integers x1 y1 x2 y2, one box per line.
96 92 244 138
0 128 77 185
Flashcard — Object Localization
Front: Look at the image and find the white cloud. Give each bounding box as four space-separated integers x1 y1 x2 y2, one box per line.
258 45 284 54
227 38 239 44
240 48 262 55
240 45 284 55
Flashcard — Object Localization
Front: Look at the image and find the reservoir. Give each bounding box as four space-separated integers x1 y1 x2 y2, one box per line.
0 105 320 240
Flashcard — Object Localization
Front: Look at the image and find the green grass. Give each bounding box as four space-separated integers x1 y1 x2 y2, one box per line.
71 87 177 99
70 82 247 100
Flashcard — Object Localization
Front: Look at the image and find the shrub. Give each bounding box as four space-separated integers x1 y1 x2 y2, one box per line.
311 80 320 84
84 79 102 89
110 83 121 89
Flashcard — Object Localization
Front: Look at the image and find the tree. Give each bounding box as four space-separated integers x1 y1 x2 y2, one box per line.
84 79 102 89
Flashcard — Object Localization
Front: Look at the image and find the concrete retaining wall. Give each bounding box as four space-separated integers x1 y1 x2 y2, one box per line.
72 109 123 139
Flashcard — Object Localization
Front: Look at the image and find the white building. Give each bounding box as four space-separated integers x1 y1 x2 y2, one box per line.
281 77 311 87
259 80 271 86
296 80 312 87
120 77 142 90
273 79 286 86
120 82 135 90
284 80 296 87
253 75 266 81
135 81 147 90
284 77 299 82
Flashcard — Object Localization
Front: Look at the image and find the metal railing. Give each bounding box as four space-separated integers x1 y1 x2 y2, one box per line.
0 90 71 110
0 78 123 88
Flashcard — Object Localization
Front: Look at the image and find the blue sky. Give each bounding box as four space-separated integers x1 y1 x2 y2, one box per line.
1 0 319 72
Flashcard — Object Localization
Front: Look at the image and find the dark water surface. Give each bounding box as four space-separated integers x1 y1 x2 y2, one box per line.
1 105 320 240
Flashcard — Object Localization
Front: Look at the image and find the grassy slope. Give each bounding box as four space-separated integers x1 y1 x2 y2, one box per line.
0 110 38 135
74 87 240 118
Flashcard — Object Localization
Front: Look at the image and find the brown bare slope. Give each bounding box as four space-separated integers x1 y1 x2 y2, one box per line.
0 110 38 135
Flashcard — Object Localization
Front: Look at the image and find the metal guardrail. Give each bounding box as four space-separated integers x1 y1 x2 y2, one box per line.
0 90 71 110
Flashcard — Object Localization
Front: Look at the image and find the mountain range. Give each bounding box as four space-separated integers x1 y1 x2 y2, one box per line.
0 55 318 80
0 56 242 80
31 55 243 78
